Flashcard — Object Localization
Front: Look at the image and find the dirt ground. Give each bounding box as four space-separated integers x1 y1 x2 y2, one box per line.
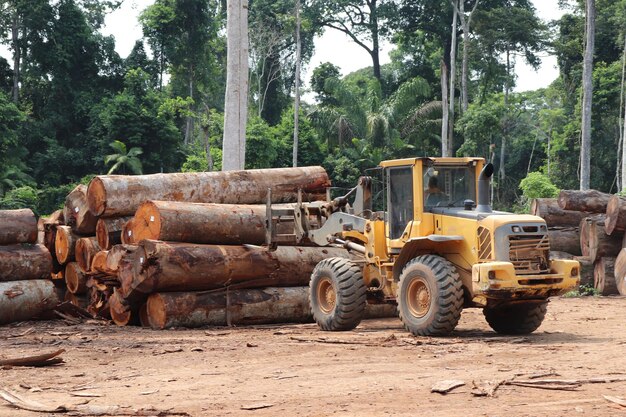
0 296 625 417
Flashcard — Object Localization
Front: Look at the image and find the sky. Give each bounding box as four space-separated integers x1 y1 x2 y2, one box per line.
102 0 566 96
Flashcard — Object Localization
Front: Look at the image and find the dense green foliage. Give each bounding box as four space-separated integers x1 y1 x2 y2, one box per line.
0 0 625 214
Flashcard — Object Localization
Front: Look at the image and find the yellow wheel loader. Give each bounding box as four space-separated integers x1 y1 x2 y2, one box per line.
266 157 580 336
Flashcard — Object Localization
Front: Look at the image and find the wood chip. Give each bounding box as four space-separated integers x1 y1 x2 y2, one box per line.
241 403 274 410
140 389 160 395
431 380 465 394
0 349 65 367
70 392 103 397
604 395 626 407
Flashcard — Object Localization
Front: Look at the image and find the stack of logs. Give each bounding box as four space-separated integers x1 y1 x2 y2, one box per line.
0 209 57 324
531 189 626 296
41 166 394 329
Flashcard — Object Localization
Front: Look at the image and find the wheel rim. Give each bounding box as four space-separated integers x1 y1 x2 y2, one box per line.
317 277 336 314
406 277 431 318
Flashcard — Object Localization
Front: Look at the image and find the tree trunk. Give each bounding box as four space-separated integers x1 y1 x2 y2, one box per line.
580 0 595 190
106 244 139 275
222 0 249 171
622 34 626 191
530 198 589 227
64 184 98 235
0 244 52 281
42 210 64 274
65 262 87 295
11 11 20 104
130 201 299 245
447 4 458 156
54 226 78 265
580 215 622 263
121 219 135 244
370 0 381 82
109 289 138 327
0 280 61 325
547 228 581 256
453 0 479 113
0 209 37 245
605 195 626 236
613 248 626 295
557 189 611 213
117 241 353 301
594 257 618 296
292 0 301 167
90 250 109 274
86 166 330 217
441 60 449 156
575 256 595 287
96 217 132 249
75 237 101 272
184 69 194 146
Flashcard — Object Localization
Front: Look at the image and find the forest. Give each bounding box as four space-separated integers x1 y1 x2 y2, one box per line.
0 0 624 215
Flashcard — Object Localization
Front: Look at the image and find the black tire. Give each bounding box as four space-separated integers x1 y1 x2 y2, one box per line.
483 302 547 335
309 257 366 331
397 255 463 336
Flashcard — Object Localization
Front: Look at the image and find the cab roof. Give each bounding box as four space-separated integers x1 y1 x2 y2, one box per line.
379 157 485 168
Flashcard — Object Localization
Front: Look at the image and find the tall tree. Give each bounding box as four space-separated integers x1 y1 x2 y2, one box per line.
293 0 301 167
445 3 458 157
451 0 480 113
222 0 249 171
580 0 595 190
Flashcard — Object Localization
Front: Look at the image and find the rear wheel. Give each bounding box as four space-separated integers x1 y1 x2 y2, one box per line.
397 255 463 336
483 302 547 335
309 257 366 331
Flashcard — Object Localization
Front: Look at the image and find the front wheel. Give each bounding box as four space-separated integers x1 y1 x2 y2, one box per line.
483 302 547 335
397 255 464 336
309 257 366 331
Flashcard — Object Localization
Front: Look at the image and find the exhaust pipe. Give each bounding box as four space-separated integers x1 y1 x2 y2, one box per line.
477 163 494 213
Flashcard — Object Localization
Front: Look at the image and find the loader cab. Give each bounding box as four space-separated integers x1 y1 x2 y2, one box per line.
381 157 484 247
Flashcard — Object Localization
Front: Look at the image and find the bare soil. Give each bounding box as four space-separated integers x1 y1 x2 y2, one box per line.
1 296 625 417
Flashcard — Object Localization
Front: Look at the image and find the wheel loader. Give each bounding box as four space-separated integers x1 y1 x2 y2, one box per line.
266 157 580 336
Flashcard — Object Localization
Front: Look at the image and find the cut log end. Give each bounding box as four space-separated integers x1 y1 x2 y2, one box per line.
65 262 87 294
109 290 132 326
54 226 75 265
87 177 107 217
146 293 167 329
594 257 618 296
121 219 135 245
133 201 161 242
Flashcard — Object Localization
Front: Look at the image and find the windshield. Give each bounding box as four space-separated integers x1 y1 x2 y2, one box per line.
423 164 476 210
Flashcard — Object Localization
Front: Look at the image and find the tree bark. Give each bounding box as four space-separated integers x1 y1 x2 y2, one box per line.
594 257 618 296
451 0 479 113
530 198 589 227
96 217 132 250
547 228 581 256
109 289 137 327
54 226 78 265
580 215 622 263
75 237 101 272
447 4 458 156
557 189 611 213
575 256 595 287
0 209 37 245
65 262 87 295
11 10 20 104
0 280 61 325
604 194 626 235
223 0 249 171
441 60 449 156
0 244 52 282
42 210 64 274
613 248 626 295
580 0 595 190
622 34 626 191
106 245 139 275
64 184 98 235
117 241 353 301
86 166 330 217
130 201 298 245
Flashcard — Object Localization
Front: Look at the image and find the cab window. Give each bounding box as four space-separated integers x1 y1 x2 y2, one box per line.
388 166 413 239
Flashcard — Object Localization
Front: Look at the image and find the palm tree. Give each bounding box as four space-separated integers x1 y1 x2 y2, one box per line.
105 140 143 175
0 164 33 196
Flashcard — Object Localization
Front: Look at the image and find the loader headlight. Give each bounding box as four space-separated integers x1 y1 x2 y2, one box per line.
512 226 521 233
571 267 579 277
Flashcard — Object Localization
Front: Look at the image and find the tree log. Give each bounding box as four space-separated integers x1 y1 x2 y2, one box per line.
547 228 581 256
604 195 626 236
580 216 623 263
64 290 89 309
105 245 139 275
557 189 612 213
118 241 352 301
613 249 626 295
63 184 98 234
86 166 330 217
530 198 590 227
0 244 52 282
131 201 298 245
42 210 64 274
0 209 37 245
65 262 87 295
120 218 135 244
109 289 136 326
0 280 61 325
54 226 78 264
96 217 132 249
75 237 100 271
573 256 594 287
90 250 109 274
594 257 619 296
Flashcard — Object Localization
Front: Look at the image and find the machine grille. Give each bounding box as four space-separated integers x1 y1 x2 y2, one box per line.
478 226 492 261
508 234 550 274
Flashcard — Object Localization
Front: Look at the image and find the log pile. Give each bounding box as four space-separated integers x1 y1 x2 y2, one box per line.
0 209 58 324
532 190 626 295
0 166 395 329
